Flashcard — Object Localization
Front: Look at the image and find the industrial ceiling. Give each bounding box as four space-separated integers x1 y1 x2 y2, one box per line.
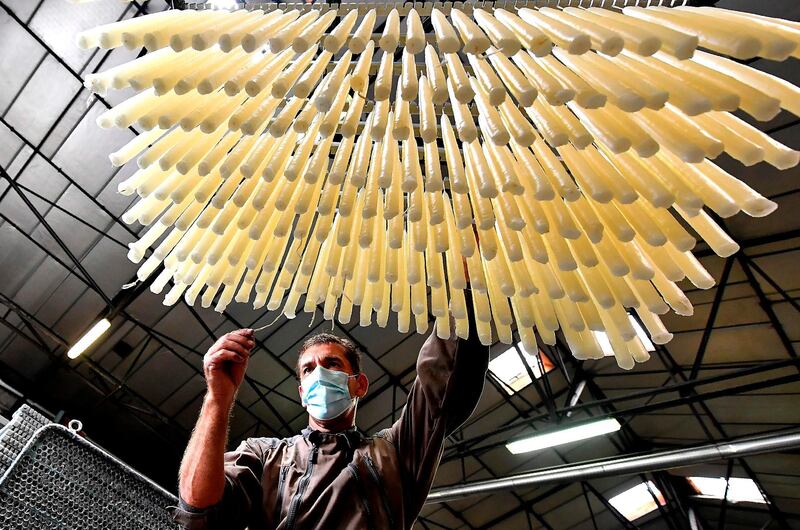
0 0 798 528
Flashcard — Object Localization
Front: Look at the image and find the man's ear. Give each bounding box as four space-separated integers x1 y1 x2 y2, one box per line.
354 373 369 398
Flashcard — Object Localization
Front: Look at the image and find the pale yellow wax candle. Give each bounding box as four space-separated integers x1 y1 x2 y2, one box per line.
379 9 400 52
323 9 358 53
450 9 490 54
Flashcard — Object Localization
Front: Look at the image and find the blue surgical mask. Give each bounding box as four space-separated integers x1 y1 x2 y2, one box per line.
301 366 359 421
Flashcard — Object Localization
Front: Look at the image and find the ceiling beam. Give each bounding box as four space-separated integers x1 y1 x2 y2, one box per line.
442 356 800 462
689 257 734 380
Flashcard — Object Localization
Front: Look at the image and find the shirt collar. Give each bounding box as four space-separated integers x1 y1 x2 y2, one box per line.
302 426 363 447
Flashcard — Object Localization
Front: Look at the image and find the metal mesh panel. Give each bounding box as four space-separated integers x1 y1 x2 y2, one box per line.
0 405 50 477
0 422 179 530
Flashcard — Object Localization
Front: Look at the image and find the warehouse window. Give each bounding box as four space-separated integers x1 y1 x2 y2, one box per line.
594 315 656 357
687 477 767 504
488 343 555 395
609 481 666 521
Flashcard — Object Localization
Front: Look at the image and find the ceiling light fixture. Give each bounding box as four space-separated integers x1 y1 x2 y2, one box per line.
506 417 621 454
566 379 587 417
67 318 112 359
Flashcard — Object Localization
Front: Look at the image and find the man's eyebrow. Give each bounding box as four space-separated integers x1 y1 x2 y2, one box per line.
325 355 346 366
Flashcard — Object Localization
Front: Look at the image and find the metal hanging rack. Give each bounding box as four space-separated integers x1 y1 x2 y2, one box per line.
184 0 695 15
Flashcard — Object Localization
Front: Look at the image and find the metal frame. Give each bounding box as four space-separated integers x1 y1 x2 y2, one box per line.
185 0 691 14
0 0 797 528
0 423 177 502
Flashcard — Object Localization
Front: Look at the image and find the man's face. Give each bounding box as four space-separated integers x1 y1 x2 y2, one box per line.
297 343 369 403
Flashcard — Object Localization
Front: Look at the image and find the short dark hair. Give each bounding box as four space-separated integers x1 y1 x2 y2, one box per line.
296 333 362 378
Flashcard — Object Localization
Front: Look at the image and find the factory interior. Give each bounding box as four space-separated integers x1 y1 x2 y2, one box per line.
0 0 799 528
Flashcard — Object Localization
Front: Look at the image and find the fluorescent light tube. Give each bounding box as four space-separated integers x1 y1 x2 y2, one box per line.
566 380 587 417
506 418 621 454
67 318 111 359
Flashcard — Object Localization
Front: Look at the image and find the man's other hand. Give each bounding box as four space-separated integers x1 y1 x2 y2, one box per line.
203 329 255 404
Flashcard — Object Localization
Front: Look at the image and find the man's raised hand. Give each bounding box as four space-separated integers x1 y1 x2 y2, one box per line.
203 329 255 404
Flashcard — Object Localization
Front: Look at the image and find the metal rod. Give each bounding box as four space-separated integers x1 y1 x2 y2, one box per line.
426 428 800 504
690 257 734 380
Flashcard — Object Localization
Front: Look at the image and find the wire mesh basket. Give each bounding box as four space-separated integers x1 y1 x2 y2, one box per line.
0 411 179 530
0 405 50 478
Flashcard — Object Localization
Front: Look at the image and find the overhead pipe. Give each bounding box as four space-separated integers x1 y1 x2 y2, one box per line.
426 428 800 504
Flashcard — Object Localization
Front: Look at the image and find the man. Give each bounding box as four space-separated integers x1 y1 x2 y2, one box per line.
170 309 487 529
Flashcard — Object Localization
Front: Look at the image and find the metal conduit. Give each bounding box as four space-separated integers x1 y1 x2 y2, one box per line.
426 428 800 504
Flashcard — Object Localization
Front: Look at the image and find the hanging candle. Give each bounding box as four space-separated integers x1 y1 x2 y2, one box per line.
78 3 800 369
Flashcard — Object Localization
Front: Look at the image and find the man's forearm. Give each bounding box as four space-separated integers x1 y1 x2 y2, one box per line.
178 394 232 508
